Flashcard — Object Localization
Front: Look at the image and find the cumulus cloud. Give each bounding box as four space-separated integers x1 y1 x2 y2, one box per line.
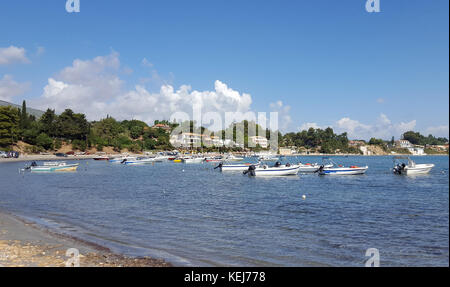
0 75 30 102
269 101 292 131
31 52 123 118
0 46 29 65
298 122 327 131
36 46 45 56
30 52 254 127
296 114 417 140
425 125 449 138
334 114 416 140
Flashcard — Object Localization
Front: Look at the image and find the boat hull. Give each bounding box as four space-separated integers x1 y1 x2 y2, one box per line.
31 164 79 172
221 163 254 171
183 158 205 164
250 166 300 176
404 164 434 175
319 166 368 175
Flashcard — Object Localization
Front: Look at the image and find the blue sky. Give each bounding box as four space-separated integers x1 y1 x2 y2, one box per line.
0 0 448 139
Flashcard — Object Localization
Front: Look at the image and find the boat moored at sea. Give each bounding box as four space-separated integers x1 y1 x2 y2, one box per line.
215 162 259 172
317 158 368 175
393 156 434 175
297 162 333 173
244 162 300 176
182 157 205 164
25 161 79 172
122 157 155 165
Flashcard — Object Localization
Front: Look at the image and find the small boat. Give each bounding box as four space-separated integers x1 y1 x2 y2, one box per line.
123 157 155 165
224 154 244 161
205 156 224 163
26 161 79 172
244 162 300 176
93 156 109 161
257 154 279 161
109 156 135 163
297 162 333 173
215 162 259 172
173 158 183 163
393 156 434 175
182 157 205 164
317 158 368 175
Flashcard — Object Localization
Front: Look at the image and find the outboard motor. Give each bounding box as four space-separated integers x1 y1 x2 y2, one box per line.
243 165 256 176
315 165 325 174
121 159 127 164
214 163 223 170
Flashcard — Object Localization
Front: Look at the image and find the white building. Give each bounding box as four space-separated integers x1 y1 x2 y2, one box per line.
170 133 202 147
408 146 426 156
395 140 413 148
249 136 268 148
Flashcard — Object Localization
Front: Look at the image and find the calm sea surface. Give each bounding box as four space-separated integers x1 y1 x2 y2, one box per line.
0 156 448 266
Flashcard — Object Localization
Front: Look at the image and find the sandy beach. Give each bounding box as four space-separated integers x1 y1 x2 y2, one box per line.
0 211 171 267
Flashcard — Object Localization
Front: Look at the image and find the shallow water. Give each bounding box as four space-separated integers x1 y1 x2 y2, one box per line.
0 156 448 266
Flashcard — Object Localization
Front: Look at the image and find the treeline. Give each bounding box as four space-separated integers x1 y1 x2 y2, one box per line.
402 131 448 146
0 101 175 152
282 127 360 154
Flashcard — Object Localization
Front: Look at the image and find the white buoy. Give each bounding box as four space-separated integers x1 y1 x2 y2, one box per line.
302 195 306 200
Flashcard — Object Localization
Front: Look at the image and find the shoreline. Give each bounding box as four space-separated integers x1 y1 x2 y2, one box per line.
1 153 447 164
0 210 171 267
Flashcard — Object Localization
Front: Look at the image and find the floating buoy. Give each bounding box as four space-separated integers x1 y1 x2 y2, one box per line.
302 195 306 200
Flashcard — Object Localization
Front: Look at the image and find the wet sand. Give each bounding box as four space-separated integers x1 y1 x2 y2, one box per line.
0 211 171 267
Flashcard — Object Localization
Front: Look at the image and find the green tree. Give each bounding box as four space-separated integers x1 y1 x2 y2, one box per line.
19 100 29 130
39 109 57 137
0 106 19 148
36 133 53 150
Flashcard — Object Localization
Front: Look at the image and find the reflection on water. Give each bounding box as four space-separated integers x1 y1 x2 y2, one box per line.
0 156 448 266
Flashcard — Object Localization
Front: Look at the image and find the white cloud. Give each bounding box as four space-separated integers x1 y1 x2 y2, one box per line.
31 52 123 118
36 46 45 56
30 52 254 127
141 58 153 67
269 101 292 131
0 46 29 65
425 125 449 138
376 98 385 104
298 122 327 131
0 75 30 102
335 114 416 140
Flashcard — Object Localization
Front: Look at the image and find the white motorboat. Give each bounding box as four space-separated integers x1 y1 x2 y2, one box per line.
393 156 434 175
215 162 259 172
205 156 224 163
123 157 155 165
318 158 368 175
224 154 244 161
25 161 79 172
109 156 135 163
257 154 279 161
244 162 300 176
182 157 205 164
297 162 333 173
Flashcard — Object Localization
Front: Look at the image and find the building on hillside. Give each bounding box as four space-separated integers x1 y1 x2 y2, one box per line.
349 140 366 147
151 124 171 133
408 146 426 156
249 136 268 148
395 140 413 148
279 147 296 155
170 133 202 147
